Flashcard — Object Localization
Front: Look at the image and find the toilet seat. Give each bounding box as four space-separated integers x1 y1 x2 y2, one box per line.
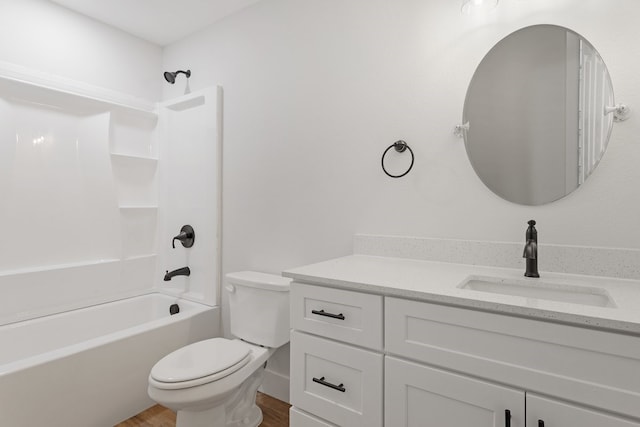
150 338 252 390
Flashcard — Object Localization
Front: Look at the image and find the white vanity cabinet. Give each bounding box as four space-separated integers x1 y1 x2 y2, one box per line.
290 282 640 426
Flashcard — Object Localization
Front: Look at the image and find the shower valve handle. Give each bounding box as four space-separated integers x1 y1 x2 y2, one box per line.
172 225 195 249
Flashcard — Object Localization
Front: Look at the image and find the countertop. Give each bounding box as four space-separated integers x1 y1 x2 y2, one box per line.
283 254 640 335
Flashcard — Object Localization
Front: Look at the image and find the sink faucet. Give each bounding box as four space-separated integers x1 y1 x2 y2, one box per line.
164 266 191 281
523 220 539 278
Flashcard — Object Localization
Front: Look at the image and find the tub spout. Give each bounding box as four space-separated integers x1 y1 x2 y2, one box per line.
164 266 190 281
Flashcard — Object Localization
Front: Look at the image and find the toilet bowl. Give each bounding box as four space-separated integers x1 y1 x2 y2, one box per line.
147 271 290 427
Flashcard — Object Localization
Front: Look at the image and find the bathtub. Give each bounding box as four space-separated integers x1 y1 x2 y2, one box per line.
0 293 219 427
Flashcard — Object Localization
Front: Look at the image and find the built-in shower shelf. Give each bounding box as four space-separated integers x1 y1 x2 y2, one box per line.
0 258 121 278
111 154 158 207
110 153 158 162
124 254 157 262
119 205 158 210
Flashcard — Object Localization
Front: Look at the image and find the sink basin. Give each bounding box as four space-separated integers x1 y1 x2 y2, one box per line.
459 276 615 308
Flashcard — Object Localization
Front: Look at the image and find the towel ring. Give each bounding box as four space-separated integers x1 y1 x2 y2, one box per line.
381 140 414 178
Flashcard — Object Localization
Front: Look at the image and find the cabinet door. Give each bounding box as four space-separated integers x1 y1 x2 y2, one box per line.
385 356 525 427
527 394 640 427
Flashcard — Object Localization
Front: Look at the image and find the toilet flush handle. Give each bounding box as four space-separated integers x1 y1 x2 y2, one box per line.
225 284 236 294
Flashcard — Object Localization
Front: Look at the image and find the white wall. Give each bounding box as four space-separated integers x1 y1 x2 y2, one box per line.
0 0 162 101
163 0 640 270
163 0 640 399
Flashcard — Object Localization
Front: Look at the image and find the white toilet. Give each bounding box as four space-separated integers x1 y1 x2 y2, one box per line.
148 271 291 427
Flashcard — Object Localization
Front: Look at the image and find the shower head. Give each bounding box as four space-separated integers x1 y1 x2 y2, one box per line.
164 69 191 84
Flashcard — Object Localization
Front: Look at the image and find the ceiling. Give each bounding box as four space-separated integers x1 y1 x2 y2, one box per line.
49 0 262 46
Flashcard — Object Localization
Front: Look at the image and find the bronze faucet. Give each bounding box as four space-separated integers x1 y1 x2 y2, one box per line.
523 220 539 278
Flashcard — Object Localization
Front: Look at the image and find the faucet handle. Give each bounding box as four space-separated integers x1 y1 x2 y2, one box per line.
172 232 187 249
525 219 538 241
172 225 195 249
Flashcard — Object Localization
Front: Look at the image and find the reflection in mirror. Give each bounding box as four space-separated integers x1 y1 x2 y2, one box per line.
463 25 614 205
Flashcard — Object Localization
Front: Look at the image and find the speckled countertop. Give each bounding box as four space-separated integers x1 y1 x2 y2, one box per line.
283 254 640 335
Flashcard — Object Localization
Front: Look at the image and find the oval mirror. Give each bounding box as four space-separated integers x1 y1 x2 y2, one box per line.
463 25 614 205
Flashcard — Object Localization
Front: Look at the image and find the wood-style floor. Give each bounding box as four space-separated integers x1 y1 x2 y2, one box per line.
115 392 290 427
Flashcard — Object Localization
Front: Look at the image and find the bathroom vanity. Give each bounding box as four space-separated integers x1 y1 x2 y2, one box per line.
285 255 640 427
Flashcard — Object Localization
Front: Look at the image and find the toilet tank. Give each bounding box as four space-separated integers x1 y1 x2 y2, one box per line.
225 271 291 348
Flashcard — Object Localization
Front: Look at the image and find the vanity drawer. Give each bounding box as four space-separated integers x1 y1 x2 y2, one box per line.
290 331 383 427
385 297 640 419
291 282 383 350
290 407 338 427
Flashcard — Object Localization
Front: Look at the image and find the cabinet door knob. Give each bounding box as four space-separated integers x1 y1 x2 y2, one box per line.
538 421 545 427
311 309 345 320
505 409 511 427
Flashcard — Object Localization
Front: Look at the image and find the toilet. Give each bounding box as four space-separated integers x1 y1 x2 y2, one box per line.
148 271 291 427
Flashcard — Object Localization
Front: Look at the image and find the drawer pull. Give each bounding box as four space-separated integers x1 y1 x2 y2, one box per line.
538 421 545 427
311 309 345 320
505 410 511 427
312 376 346 392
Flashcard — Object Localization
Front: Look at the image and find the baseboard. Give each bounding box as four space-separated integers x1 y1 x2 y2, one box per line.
259 368 290 403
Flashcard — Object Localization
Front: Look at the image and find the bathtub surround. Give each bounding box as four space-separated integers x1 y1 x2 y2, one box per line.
0 0 165 326
0 61 222 320
0 75 159 326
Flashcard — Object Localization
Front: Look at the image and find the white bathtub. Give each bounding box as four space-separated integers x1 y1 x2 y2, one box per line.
0 293 219 427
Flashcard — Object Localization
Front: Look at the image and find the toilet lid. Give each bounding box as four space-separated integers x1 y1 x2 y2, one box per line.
150 338 251 383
